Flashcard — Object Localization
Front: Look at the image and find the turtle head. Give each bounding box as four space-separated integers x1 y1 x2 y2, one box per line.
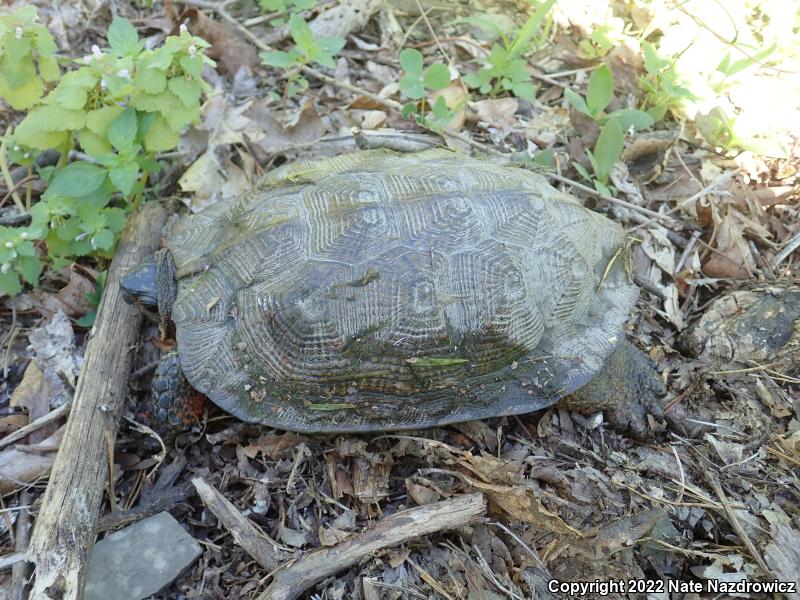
121 249 178 317
121 255 158 308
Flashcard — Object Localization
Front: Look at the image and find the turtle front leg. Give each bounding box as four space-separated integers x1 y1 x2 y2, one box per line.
560 340 666 439
151 352 205 430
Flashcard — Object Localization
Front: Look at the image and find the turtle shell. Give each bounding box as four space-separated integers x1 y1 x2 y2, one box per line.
167 149 637 432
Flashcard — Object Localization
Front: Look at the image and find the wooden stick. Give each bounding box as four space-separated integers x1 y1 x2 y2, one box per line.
257 493 487 600
192 477 288 572
26 201 167 600
0 401 71 451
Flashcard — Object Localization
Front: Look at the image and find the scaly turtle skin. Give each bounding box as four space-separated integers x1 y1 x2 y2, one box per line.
123 149 664 435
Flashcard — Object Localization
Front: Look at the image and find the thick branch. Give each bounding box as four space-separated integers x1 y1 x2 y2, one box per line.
27 202 167 600
258 493 487 600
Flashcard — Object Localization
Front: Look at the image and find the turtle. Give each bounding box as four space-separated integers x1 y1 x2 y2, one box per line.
121 149 668 437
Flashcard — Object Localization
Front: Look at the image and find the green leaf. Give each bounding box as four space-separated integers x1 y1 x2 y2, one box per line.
606 108 654 131
260 50 296 68
107 107 138 151
506 0 557 59
86 105 125 137
16 255 41 285
48 84 87 110
92 228 115 251
0 75 43 110
317 36 345 58
0 269 22 296
399 48 423 76
401 101 418 118
76 311 96 328
511 81 535 100
422 63 450 90
289 14 314 51
77 129 112 156
572 161 591 182
143 114 180 152
46 161 107 198
135 68 167 94
462 72 481 89
430 94 451 119
107 17 141 56
168 77 202 108
399 74 424 100
586 64 613 116
564 88 591 116
592 117 624 184
109 162 139 196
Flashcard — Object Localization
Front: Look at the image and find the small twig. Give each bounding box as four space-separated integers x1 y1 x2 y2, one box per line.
0 130 24 213
0 402 71 451
671 445 686 504
628 170 738 231
257 493 487 600
548 172 677 224
0 175 37 211
702 468 775 579
772 230 800 268
193 478 287 572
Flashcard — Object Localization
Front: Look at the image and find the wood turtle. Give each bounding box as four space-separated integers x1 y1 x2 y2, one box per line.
122 149 668 436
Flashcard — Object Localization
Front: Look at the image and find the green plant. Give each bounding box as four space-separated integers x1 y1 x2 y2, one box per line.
76 269 107 327
639 41 694 122
397 48 459 130
460 0 556 101
260 14 345 97
0 15 213 296
572 117 623 196
564 64 654 131
259 0 316 26
564 65 653 195
576 19 633 60
0 6 59 110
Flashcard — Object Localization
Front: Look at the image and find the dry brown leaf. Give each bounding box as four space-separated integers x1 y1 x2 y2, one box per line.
0 426 63 493
39 266 98 318
467 98 519 130
263 0 383 46
406 478 441 506
9 362 48 438
702 209 756 279
178 8 259 76
243 431 301 459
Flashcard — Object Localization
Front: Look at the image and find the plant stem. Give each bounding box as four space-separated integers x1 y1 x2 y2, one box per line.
0 132 25 214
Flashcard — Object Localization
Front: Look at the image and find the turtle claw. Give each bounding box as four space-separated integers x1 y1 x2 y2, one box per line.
561 341 666 439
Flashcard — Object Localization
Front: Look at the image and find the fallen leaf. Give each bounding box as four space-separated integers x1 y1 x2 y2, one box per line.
39 266 98 318
702 209 756 279
177 9 259 77
0 426 63 493
263 0 383 45
430 80 468 134
467 98 519 130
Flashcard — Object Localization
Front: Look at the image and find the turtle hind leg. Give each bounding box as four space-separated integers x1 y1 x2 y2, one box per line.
151 352 205 431
560 340 666 439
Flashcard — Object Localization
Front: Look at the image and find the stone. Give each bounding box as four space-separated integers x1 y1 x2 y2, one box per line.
84 511 202 600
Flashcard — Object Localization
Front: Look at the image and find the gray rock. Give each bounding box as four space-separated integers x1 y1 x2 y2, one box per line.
84 511 202 600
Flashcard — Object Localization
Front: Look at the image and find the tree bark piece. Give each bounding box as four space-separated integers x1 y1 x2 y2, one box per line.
193 477 288 572
27 202 167 600
257 492 487 600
